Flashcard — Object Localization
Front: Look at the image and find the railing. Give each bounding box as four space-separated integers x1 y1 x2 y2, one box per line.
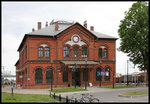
49 92 99 103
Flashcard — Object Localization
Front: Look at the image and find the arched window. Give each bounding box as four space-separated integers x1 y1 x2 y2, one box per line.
96 67 102 81
38 47 43 58
104 48 107 58
73 47 78 58
46 68 53 84
105 67 110 81
83 69 88 82
45 47 49 58
64 47 69 58
35 68 42 84
63 69 68 82
98 48 102 58
82 47 87 58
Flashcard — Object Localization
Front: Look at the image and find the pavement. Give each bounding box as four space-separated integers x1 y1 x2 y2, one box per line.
1 85 149 102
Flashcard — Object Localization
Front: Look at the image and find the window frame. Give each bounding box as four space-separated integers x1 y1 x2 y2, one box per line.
63 68 68 83
73 46 78 58
46 68 53 84
38 47 43 58
45 47 50 58
82 47 87 58
96 67 102 82
105 67 110 82
64 46 70 58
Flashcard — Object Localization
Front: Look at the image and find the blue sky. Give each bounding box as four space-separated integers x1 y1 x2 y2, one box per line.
2 1 141 78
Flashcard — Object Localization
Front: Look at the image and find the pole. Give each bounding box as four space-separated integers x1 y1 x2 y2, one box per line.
99 60 101 87
113 59 115 88
127 60 129 86
75 63 76 88
85 59 87 90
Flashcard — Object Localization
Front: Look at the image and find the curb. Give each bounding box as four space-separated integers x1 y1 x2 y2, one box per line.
118 94 148 98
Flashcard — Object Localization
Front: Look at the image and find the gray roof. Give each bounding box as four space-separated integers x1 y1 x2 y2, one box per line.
27 22 117 39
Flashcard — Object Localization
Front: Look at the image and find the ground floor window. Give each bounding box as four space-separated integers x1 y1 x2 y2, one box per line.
35 68 42 84
46 68 53 84
63 69 68 82
105 67 110 81
96 67 102 81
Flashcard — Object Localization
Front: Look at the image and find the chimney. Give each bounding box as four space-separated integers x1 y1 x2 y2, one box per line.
37 22 41 30
45 22 48 27
84 20 87 28
55 22 59 31
90 26 94 31
32 28 35 32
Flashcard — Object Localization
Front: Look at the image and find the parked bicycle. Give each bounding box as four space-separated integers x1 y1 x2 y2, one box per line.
78 93 89 103
84 94 99 103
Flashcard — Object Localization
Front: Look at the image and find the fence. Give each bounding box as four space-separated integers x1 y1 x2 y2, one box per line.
49 92 78 103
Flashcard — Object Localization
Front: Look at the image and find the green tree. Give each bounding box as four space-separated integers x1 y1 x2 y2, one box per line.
118 1 149 84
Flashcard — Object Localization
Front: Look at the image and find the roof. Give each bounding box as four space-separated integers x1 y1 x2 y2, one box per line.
26 21 117 39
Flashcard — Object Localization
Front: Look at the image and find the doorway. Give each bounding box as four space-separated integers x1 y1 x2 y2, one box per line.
72 69 81 86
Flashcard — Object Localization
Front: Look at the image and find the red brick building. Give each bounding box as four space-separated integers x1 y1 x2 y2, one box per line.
15 20 117 89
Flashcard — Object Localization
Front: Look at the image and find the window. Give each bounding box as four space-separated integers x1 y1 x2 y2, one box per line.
105 67 110 81
35 68 42 84
38 47 43 58
82 47 87 58
104 48 107 58
96 67 102 81
63 69 68 82
73 47 78 58
98 48 102 58
83 69 88 82
46 68 53 84
64 47 69 58
45 47 49 58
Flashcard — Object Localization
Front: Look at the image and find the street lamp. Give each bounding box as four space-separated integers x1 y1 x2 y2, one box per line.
99 60 102 87
113 59 115 88
85 58 87 90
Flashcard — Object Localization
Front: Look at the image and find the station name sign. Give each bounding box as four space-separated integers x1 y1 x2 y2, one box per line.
68 65 93 69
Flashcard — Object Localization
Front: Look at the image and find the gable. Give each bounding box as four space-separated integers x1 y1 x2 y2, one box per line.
56 22 97 40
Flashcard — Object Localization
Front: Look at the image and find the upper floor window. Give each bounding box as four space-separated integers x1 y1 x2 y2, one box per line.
104 48 107 58
99 46 108 59
45 47 49 58
64 47 69 58
38 47 43 58
98 48 102 58
73 47 78 58
82 47 87 58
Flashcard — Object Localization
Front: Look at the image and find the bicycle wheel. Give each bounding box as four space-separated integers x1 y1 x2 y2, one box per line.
91 98 99 103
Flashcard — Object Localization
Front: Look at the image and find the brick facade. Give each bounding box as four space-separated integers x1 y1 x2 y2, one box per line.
15 20 117 89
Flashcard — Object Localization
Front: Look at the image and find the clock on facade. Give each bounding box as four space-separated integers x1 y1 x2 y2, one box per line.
73 36 79 43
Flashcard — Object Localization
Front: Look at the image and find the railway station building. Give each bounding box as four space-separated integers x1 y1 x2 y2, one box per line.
15 20 117 89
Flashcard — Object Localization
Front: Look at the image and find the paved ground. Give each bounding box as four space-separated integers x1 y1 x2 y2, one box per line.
2 85 149 103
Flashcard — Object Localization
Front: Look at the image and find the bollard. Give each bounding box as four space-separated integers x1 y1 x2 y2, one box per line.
66 96 68 103
53 93 55 99
75 98 77 103
11 87 13 96
59 94 61 102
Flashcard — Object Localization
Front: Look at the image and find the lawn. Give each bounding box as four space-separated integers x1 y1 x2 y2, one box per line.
50 87 88 93
101 85 136 89
121 91 148 96
2 92 58 103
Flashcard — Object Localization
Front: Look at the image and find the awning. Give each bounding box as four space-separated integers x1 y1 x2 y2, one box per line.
61 60 99 65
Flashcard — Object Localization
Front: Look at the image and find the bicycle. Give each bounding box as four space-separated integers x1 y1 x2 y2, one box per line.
78 93 89 103
85 94 99 103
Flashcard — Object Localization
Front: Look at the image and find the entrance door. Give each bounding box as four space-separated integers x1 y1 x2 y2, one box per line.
72 69 81 86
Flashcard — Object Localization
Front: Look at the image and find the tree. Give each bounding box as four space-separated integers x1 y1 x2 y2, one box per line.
118 1 149 84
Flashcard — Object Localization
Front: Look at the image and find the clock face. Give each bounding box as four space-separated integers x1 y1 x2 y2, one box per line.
73 36 79 43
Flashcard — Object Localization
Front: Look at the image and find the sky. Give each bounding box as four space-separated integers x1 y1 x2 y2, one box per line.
2 1 142 79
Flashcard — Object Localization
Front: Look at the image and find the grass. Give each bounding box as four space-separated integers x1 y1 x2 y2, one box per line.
101 85 136 89
121 91 148 96
50 87 88 93
2 92 58 103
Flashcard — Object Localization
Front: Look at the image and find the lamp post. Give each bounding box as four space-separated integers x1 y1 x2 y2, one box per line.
99 60 102 87
75 63 77 88
127 60 129 86
113 59 115 88
85 58 87 90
